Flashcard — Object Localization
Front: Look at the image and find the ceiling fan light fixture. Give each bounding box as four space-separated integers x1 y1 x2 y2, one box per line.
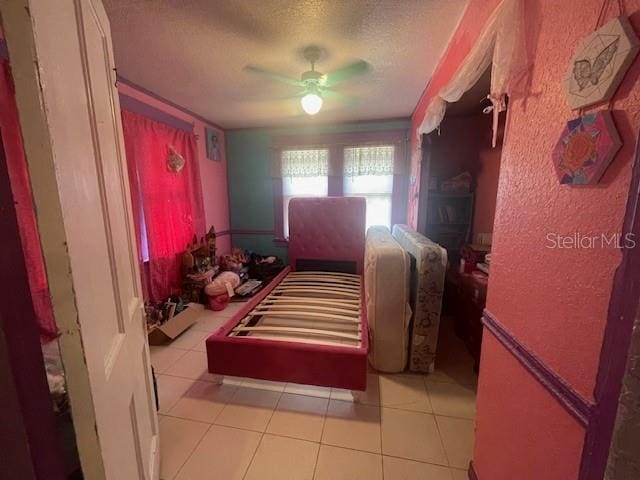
301 92 323 115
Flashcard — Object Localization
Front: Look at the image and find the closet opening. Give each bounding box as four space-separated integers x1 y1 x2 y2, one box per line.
423 66 505 381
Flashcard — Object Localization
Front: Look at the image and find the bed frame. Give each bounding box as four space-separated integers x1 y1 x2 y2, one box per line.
206 197 368 391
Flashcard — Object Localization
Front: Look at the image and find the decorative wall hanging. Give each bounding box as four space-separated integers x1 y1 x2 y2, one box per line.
205 127 220 161
167 145 185 173
564 16 639 110
552 111 621 185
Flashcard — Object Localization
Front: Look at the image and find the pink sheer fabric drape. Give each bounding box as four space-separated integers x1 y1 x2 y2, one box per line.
121 110 205 302
0 61 57 343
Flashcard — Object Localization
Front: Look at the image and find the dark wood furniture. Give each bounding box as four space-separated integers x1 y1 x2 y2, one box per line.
445 267 487 372
425 192 474 265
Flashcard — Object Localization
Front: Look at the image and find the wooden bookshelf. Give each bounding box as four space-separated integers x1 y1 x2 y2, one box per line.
425 192 474 262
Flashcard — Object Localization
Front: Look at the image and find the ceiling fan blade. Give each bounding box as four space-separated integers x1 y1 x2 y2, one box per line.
244 65 304 87
320 89 358 105
321 60 371 87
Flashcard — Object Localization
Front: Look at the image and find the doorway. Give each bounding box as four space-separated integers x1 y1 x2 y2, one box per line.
420 66 505 415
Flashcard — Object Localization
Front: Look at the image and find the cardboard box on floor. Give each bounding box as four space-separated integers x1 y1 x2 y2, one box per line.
147 303 204 346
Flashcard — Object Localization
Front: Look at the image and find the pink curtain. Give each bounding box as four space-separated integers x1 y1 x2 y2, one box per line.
122 110 205 302
0 61 57 343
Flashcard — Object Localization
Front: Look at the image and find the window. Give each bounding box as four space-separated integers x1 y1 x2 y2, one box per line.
281 149 329 237
273 132 406 240
343 146 395 230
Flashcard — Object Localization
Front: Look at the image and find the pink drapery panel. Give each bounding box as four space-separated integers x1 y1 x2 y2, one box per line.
121 110 205 302
0 61 57 343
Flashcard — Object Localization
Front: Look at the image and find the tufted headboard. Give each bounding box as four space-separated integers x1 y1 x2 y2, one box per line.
288 197 366 274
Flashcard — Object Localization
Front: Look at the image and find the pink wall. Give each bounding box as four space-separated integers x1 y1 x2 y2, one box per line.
410 1 640 479
473 115 502 237
475 335 585 480
118 83 231 254
484 0 640 401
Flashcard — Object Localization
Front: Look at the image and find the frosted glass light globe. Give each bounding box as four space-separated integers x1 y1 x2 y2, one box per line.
300 93 323 115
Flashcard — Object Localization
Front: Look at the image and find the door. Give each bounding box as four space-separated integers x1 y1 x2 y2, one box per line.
0 1 159 479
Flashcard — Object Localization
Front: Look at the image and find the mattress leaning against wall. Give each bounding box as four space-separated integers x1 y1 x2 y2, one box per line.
364 226 411 372
392 224 447 373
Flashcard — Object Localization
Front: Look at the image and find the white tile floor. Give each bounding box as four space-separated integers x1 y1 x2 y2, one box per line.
152 307 477 480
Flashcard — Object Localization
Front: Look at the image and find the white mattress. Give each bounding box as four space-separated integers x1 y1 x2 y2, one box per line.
365 226 411 372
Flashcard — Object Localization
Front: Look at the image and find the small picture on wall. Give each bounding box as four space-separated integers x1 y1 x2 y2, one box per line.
205 127 220 161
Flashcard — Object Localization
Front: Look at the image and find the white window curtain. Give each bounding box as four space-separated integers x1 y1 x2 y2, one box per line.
281 149 329 177
343 146 395 177
281 148 329 237
343 146 395 229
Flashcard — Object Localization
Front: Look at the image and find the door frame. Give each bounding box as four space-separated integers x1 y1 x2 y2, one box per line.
579 130 640 480
0 131 67 480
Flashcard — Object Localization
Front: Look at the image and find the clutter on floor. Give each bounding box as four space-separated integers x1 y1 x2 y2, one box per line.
144 225 285 344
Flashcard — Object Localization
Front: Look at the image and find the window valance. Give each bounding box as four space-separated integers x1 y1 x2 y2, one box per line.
280 149 329 178
343 146 395 177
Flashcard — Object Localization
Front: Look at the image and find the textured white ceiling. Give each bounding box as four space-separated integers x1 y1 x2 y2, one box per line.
104 0 467 128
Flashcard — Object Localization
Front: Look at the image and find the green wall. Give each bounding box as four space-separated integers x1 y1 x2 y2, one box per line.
226 120 411 258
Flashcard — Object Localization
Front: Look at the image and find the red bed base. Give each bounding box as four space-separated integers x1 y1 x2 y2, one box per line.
206 267 368 390
206 197 368 391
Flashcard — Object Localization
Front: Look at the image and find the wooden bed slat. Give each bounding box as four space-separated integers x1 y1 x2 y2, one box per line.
247 310 360 323
255 317 362 332
288 271 360 279
264 296 360 309
280 280 360 290
229 332 360 348
254 303 360 316
274 286 359 298
282 275 360 285
232 326 361 341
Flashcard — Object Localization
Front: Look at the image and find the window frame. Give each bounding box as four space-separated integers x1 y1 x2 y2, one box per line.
272 130 408 243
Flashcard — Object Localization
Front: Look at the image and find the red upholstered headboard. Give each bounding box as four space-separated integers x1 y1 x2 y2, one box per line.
288 197 366 274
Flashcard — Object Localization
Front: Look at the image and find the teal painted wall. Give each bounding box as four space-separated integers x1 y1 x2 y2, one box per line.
226 120 411 257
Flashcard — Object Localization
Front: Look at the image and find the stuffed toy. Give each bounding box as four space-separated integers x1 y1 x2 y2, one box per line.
204 271 241 297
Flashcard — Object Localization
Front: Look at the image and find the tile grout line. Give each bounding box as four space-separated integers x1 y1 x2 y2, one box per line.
379 401 384 480
433 413 452 468
241 389 283 480
162 415 457 473
311 393 331 479
169 421 214 480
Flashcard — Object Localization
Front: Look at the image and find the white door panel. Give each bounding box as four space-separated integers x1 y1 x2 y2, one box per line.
1 0 159 478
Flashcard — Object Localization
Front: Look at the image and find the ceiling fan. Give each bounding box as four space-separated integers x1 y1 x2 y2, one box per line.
244 46 371 115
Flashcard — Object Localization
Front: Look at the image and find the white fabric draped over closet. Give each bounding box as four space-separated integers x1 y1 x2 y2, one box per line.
417 0 525 146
